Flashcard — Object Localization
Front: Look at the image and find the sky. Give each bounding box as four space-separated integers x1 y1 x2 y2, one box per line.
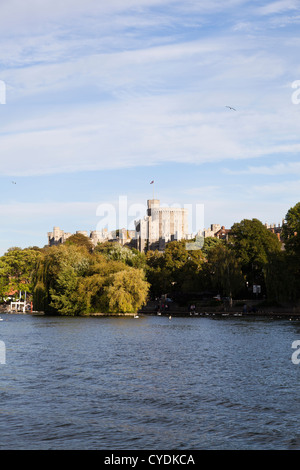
1 0 300 254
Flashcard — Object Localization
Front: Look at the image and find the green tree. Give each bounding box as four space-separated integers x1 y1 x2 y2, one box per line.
0 258 10 299
0 247 42 299
96 242 146 269
201 237 224 256
282 202 300 260
104 268 149 313
145 250 170 298
65 233 94 253
49 265 83 315
282 202 300 241
229 218 281 292
32 243 150 315
264 251 298 303
145 241 205 297
206 244 245 300
164 240 205 293
279 202 300 301
33 244 92 314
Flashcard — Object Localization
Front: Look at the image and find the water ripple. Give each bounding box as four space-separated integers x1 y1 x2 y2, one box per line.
0 314 299 449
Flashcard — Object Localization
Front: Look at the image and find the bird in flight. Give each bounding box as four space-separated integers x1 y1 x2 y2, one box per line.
11 181 16 184
225 106 236 111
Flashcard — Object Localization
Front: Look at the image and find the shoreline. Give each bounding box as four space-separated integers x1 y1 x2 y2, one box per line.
144 311 300 319
1 308 300 319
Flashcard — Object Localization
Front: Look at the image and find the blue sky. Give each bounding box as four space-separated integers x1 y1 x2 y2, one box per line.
1 0 300 254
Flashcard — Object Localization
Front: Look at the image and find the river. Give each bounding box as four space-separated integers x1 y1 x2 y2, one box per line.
0 312 299 450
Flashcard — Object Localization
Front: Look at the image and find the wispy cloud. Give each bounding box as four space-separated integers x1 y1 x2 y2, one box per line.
253 179 300 198
224 161 300 176
1 94 299 177
0 0 299 252
257 0 300 16
0 201 98 218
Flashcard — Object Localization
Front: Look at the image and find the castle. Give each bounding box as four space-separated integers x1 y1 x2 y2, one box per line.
47 226 135 248
48 200 284 251
134 199 191 252
48 199 192 252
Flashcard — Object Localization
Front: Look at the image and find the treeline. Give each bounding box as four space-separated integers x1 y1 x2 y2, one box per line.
0 202 299 315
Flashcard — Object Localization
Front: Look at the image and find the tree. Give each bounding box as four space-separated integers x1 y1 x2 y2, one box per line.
282 202 300 258
206 244 244 300
95 242 146 269
32 243 150 315
264 251 298 303
0 258 10 299
229 218 281 292
145 250 170 298
144 241 206 297
33 244 92 314
279 202 300 301
0 247 42 299
104 268 150 313
164 240 205 293
49 265 83 315
65 233 94 253
282 202 300 240
201 237 224 256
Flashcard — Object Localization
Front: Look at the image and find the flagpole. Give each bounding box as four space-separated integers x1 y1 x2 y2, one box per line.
150 180 155 199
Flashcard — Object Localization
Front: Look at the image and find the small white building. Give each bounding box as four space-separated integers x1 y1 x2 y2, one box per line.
10 301 26 313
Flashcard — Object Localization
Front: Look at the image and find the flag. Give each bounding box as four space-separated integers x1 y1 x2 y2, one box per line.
150 180 154 184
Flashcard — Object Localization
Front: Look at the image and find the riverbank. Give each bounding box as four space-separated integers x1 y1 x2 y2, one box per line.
0 306 140 317
2 304 300 319
138 299 300 319
142 310 300 319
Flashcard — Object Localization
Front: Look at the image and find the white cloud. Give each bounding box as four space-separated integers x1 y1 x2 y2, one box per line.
1 87 299 177
224 161 300 176
0 0 172 32
1 0 300 254
253 179 300 197
181 188 291 228
1 36 241 101
0 201 98 219
257 0 300 15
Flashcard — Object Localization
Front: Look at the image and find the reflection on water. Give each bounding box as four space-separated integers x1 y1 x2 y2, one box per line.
0 313 299 449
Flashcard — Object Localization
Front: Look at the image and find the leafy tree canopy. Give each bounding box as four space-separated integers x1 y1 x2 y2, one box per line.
230 218 281 267
95 242 146 268
202 237 224 256
0 247 42 297
64 233 94 253
32 243 149 315
282 202 300 258
104 268 149 313
206 244 244 298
